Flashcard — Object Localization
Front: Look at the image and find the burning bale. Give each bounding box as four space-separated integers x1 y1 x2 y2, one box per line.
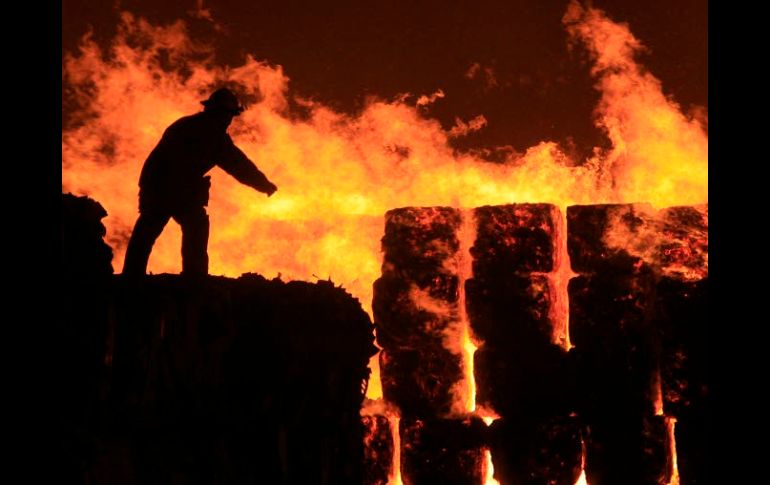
568 204 667 483
581 414 669 485
467 204 582 484
567 203 658 274
657 206 708 281
465 274 551 348
656 278 709 484
568 203 708 485
372 203 707 484
362 414 395 485
487 415 583 485
373 207 465 418
470 204 556 276
61 190 708 484
379 345 464 418
400 417 488 485
467 204 563 412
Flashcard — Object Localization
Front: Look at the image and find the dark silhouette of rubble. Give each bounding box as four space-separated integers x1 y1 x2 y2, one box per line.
61 193 708 484
60 193 377 485
58 193 114 483
61 193 114 279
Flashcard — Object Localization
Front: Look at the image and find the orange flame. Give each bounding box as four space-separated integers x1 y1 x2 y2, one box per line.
547 206 578 350
455 209 479 415
601 204 708 281
366 350 384 399
563 1 708 208
62 2 706 407
575 437 589 485
389 416 404 485
483 448 501 485
653 370 665 416
478 411 501 485
666 417 681 485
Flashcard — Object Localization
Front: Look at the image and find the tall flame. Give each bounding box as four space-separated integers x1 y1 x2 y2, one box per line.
562 1 708 207
455 209 479 415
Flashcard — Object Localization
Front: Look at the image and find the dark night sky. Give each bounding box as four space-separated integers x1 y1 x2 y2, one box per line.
62 0 707 158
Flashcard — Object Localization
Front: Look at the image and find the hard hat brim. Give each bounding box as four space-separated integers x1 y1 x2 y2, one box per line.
200 100 244 115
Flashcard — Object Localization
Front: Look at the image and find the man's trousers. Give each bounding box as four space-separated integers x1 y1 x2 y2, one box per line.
122 206 209 276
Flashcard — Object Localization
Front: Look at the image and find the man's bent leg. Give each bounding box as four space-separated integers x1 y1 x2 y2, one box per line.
175 207 209 276
122 211 170 276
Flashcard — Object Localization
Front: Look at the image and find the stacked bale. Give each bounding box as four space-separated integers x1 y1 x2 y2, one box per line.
362 414 394 485
99 275 378 485
655 205 709 484
401 416 487 485
373 207 485 483
468 204 581 484
568 204 670 485
60 193 379 485
372 203 708 484
373 207 464 417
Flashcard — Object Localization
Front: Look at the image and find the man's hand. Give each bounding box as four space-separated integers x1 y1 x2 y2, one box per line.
264 181 278 197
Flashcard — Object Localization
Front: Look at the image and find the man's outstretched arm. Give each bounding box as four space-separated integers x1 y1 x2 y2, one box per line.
218 137 277 196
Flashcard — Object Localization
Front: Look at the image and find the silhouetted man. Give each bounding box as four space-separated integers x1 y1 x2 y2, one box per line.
123 88 277 276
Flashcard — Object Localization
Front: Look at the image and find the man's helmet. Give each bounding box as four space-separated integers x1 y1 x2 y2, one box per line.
201 88 245 115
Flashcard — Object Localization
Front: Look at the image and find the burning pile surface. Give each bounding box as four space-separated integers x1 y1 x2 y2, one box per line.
59 194 378 484
367 203 707 485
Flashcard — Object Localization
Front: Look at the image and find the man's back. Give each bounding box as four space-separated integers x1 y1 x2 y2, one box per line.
139 112 229 208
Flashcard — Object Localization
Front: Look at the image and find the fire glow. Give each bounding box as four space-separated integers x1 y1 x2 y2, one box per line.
63 2 705 484
63 1 707 319
457 210 479 415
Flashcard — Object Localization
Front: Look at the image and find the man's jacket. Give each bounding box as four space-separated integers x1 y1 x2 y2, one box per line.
138 112 272 212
